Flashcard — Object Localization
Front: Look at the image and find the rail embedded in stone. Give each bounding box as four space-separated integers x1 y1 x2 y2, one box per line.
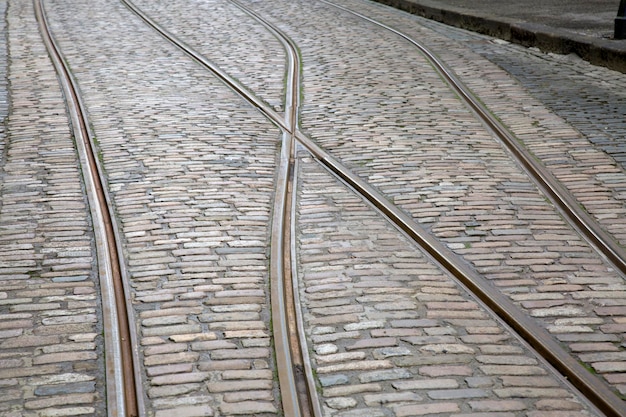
34 0 141 416
315 1 626 416
106 0 626 415
118 0 319 415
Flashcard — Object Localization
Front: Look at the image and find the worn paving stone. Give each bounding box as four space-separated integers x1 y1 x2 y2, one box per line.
43 0 283 414
0 0 104 415
278 0 625 411
295 155 598 416
5 0 623 415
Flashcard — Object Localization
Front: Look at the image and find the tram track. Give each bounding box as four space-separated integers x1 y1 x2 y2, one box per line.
119 0 317 415
126 0 626 414
311 1 626 415
227 1 317 415
140 0 624 414
34 0 141 415
35 0 626 415
320 0 626 278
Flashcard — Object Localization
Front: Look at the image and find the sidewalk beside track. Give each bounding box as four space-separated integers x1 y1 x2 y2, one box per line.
373 0 626 73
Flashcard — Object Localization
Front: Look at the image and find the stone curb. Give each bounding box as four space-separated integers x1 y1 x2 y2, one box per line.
373 0 626 73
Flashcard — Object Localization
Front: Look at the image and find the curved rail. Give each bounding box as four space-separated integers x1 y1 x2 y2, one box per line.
320 0 626 277
227 2 321 415
228 1 316 415
34 1 141 416
312 1 626 416
48 0 626 414
119 0 319 415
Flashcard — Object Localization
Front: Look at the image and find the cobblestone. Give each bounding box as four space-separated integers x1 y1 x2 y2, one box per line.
295 156 597 415
0 0 105 415
4 0 624 414
279 0 626 405
44 0 282 414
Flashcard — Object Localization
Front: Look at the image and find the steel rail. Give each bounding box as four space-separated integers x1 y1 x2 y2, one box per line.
119 1 318 415
227 2 323 414
34 1 141 416
320 0 626 277
227 1 301 414
228 0 300 131
290 156 322 417
94 0 623 415
312 2 626 416
227 2 320 415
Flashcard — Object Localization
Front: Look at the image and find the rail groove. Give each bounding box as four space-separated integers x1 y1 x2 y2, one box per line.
119 0 626 414
321 0 626 277
34 0 141 416
120 0 319 415
38 0 626 415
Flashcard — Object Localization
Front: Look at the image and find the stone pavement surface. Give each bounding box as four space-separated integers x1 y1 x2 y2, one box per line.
0 1 106 415
289 0 626 405
296 153 602 417
1 0 625 415
373 0 626 71
45 0 285 414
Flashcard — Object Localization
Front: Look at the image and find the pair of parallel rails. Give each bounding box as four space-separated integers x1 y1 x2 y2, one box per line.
34 0 626 415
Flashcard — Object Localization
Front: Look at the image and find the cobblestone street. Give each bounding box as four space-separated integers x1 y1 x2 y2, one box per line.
1 0 625 416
